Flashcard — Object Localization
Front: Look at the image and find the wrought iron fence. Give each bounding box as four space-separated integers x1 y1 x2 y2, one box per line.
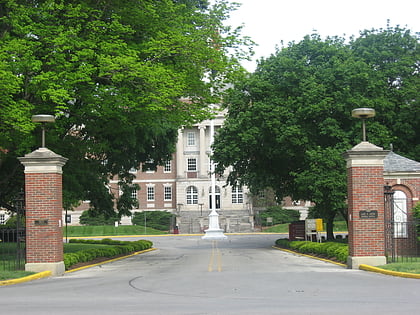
0 227 26 271
385 220 420 263
0 191 26 271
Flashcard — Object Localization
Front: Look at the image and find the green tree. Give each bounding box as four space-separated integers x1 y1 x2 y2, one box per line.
213 26 419 239
0 0 251 216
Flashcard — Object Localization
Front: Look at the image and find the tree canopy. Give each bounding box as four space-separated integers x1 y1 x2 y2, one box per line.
212 25 419 238
0 0 252 216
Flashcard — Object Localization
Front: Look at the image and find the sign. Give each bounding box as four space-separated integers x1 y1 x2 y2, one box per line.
305 219 316 233
34 219 48 226
359 210 378 219
65 214 72 223
306 219 323 232
315 218 323 232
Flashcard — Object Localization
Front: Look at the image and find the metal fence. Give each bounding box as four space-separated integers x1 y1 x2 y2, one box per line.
385 220 420 263
0 227 26 271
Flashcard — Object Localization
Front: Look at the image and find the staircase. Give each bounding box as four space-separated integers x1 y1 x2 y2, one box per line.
177 210 254 234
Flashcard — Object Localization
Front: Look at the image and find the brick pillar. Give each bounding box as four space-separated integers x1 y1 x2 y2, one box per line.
19 147 68 276
343 141 388 269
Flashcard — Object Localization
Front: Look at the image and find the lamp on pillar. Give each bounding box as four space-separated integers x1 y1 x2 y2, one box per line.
31 114 55 148
351 108 375 142
19 114 68 276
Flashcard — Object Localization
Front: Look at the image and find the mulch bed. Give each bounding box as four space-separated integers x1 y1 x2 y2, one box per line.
274 245 345 264
67 253 130 271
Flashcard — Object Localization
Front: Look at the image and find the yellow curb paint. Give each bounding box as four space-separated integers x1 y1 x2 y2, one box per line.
0 270 52 286
359 264 420 279
65 247 157 273
272 246 347 267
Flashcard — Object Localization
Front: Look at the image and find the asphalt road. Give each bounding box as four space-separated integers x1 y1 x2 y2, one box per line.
1 234 419 314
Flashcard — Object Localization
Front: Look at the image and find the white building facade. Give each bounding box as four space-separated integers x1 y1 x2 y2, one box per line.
68 110 255 233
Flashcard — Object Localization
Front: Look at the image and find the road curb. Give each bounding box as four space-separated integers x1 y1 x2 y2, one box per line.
272 246 347 267
359 264 420 279
273 246 420 279
1 248 157 286
0 270 52 286
65 247 157 273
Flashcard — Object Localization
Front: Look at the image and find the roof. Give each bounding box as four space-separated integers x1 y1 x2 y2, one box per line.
384 151 420 173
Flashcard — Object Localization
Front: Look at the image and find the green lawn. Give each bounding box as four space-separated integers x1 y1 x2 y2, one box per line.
1 242 130 281
0 270 35 281
377 261 420 274
63 225 167 237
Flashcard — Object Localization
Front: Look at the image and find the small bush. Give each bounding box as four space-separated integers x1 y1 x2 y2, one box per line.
63 239 153 270
132 211 173 231
412 202 420 235
79 210 119 226
259 206 300 226
275 239 348 263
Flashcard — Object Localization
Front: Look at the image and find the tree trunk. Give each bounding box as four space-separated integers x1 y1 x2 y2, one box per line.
326 216 335 240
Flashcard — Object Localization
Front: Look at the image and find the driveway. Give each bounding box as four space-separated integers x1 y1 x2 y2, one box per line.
1 234 419 314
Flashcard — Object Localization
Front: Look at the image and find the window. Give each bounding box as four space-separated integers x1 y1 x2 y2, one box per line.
187 158 197 171
131 188 138 200
393 190 408 238
147 186 155 201
232 186 243 204
144 159 155 173
187 132 196 146
0 214 5 225
209 186 221 209
164 160 172 173
164 186 172 201
186 186 198 204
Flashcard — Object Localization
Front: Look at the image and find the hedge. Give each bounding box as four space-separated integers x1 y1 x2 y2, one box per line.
64 239 153 270
275 239 348 263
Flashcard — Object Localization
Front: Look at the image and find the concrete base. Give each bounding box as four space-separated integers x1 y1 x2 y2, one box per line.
202 229 227 240
25 261 65 276
347 256 387 269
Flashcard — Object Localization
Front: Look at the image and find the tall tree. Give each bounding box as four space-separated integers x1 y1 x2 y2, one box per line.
213 26 419 239
0 0 252 216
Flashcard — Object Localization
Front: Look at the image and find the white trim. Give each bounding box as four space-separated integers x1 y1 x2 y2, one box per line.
110 179 176 184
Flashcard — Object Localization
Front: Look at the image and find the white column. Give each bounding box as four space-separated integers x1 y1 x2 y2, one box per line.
199 125 206 177
176 129 184 178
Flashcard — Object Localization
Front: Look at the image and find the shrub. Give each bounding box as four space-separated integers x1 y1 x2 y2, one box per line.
79 210 119 226
259 206 301 226
64 239 153 270
275 239 348 263
132 211 173 231
0 215 25 229
412 202 420 235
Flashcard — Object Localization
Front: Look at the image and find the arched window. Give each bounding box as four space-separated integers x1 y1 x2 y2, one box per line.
393 190 408 238
186 186 198 205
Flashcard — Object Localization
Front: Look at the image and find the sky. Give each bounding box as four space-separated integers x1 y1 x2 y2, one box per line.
225 0 420 71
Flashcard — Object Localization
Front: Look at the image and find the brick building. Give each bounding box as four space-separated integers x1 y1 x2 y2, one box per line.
383 151 420 257
67 110 255 233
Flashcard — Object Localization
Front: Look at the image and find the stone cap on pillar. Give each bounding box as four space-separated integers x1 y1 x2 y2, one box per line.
18 147 68 174
343 141 389 168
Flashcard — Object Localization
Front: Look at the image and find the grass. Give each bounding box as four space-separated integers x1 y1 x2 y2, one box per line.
63 225 167 237
377 261 420 274
0 242 134 282
263 220 348 233
0 270 35 281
